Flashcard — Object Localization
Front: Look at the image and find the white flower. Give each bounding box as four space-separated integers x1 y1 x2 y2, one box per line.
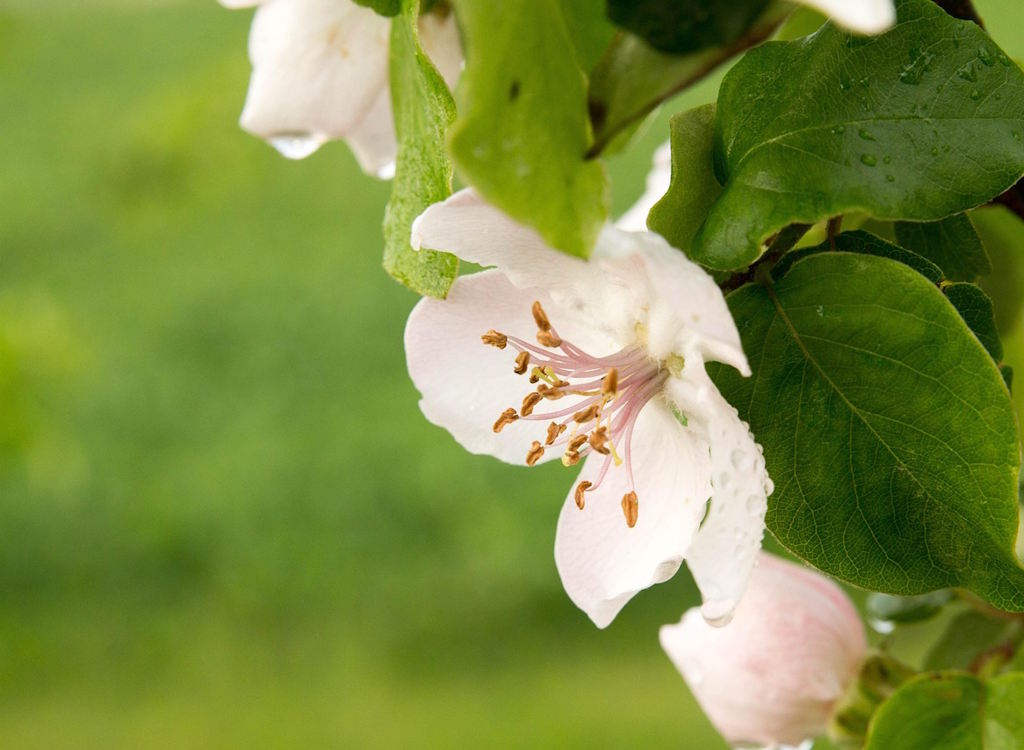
222 0 461 174
660 553 867 749
799 0 896 33
404 189 773 628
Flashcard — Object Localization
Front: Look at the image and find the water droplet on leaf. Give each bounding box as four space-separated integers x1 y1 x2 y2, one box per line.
860 154 877 167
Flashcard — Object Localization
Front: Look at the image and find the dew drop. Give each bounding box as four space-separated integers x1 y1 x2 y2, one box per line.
830 124 846 135
882 155 892 164
869 617 896 635
730 449 754 473
815 304 824 317
930 146 939 156
860 154 877 167
970 89 981 101
885 174 896 183
978 45 995 66
857 127 875 141
701 598 736 628
1013 131 1022 142
745 494 762 515
269 133 325 160
716 472 731 490
957 61 978 83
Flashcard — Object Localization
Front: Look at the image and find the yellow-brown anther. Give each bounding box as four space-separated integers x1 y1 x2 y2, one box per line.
482 330 508 349
529 371 540 384
493 408 519 433
531 301 552 332
521 391 543 416
526 441 545 466
568 434 588 452
621 491 639 528
574 481 592 510
545 422 566 445
589 426 611 455
573 404 599 424
537 383 565 400
562 450 582 467
513 351 530 375
602 367 619 395
536 329 562 348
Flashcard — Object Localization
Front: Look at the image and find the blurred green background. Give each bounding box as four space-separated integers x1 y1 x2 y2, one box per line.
0 1 1021 748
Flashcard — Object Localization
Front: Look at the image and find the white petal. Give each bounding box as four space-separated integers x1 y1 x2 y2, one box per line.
616 142 671 232
344 87 397 177
412 189 599 292
604 228 749 374
405 270 612 465
660 554 866 748
796 0 896 33
418 10 462 89
240 0 391 154
554 401 712 628
667 369 771 626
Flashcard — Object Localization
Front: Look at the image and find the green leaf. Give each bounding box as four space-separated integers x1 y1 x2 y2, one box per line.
975 206 1024 334
647 103 722 248
354 0 401 17
924 610 1018 671
449 0 609 258
711 252 1024 610
894 215 991 282
382 0 459 298
559 0 616 72
865 672 1024 749
604 0 771 54
690 0 1024 270
945 283 1004 362
587 7 786 156
773 230 943 283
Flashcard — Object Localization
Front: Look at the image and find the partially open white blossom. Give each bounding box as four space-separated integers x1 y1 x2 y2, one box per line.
799 0 896 33
404 189 773 628
222 0 461 175
660 553 867 748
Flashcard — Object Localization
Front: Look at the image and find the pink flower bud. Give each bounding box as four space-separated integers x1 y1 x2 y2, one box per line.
659 553 866 748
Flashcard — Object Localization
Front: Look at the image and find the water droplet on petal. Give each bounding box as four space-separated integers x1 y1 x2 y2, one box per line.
745 494 762 515
269 133 325 160
701 598 736 627
716 472 732 490
730 449 754 473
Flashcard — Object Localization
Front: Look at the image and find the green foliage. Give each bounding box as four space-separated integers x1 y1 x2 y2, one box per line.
712 251 1024 609
682 0 1024 270
448 0 608 257
647 103 721 246
604 0 771 54
774 230 943 282
975 206 1024 334
866 590 954 625
865 673 1024 749
945 283 1004 362
353 0 402 16
924 610 1020 671
895 214 992 282
383 0 458 298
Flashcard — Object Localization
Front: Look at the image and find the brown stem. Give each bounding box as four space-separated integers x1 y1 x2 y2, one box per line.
718 223 811 293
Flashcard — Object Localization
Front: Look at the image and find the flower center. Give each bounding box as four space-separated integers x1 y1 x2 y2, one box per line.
482 301 668 528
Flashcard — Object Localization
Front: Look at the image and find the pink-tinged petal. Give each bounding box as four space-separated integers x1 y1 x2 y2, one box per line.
554 402 712 628
405 270 614 465
796 0 895 33
240 0 391 157
667 369 771 626
616 142 671 232
603 228 748 374
660 553 866 748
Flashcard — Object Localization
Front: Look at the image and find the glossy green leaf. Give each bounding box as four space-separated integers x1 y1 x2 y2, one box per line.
865 673 1024 749
924 610 1018 671
690 0 1024 270
449 0 608 258
354 0 401 16
773 230 943 282
895 215 991 282
946 283 1004 362
560 0 616 72
605 0 771 54
382 0 458 298
711 252 1024 610
647 103 722 248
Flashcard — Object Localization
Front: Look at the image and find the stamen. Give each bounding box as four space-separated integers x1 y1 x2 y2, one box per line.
537 384 565 400
567 434 588 452
482 330 508 349
521 391 543 416
574 481 592 510
573 404 599 424
602 367 619 395
545 422 566 445
513 351 530 375
493 408 518 433
588 426 611 455
531 301 552 332
562 450 582 467
621 491 639 528
537 329 562 348
526 441 545 466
